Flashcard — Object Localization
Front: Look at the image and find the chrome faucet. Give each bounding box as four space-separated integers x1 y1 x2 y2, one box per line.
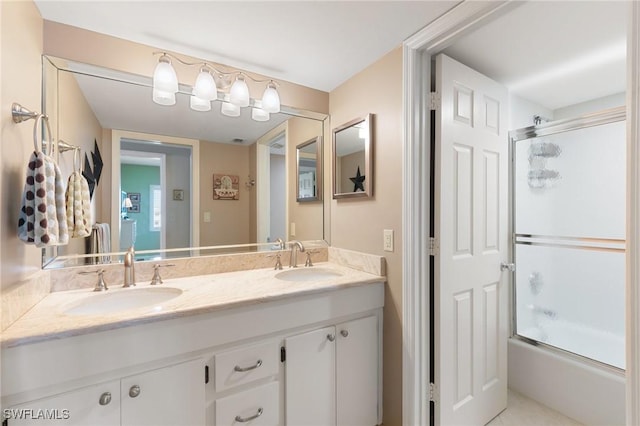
123 246 136 287
288 240 305 268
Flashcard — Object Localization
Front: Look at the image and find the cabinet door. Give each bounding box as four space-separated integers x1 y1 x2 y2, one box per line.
121 358 204 426
336 315 379 426
7 380 120 426
285 326 336 426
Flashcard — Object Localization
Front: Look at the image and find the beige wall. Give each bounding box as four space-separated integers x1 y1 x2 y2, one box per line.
42 21 329 115
329 47 404 426
199 141 251 246
287 117 324 241
0 0 43 290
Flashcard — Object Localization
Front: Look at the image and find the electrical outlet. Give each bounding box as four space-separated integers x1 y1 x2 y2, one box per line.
383 229 394 252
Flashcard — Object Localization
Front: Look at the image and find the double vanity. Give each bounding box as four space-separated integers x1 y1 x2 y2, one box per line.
1 250 385 426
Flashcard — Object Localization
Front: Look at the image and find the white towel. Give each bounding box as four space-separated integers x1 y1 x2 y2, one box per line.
65 171 91 238
18 151 69 247
89 223 111 264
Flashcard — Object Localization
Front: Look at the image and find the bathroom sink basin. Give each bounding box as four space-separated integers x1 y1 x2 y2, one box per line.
275 267 342 282
64 287 183 316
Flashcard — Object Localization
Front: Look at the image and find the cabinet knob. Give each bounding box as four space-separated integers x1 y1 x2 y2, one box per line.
327 333 335 342
98 392 111 406
129 385 141 398
340 330 349 338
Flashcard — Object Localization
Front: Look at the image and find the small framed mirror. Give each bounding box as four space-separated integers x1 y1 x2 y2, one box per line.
296 136 322 202
332 114 373 199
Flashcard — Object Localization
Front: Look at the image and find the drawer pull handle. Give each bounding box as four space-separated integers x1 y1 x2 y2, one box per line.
235 407 263 422
129 385 141 398
234 359 263 372
98 392 111 405
340 330 349 338
327 333 336 342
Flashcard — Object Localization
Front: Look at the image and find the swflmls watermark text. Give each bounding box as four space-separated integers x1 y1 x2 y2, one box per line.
3 408 70 420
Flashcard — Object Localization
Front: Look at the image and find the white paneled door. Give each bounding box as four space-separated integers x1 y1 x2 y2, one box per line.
434 54 509 426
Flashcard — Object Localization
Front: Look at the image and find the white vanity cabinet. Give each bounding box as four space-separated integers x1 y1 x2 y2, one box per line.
2 282 384 426
6 359 204 426
285 315 379 426
8 381 121 426
120 358 205 426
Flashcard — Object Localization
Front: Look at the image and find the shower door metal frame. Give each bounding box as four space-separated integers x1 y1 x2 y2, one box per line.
509 106 626 370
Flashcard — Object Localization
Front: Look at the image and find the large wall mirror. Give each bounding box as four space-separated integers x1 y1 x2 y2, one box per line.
332 114 373 199
296 137 322 202
42 56 327 268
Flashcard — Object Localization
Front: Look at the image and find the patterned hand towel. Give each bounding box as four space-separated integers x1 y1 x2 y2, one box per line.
65 171 91 238
18 151 69 247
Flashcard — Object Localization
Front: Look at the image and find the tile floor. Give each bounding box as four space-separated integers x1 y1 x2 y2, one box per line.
486 389 583 425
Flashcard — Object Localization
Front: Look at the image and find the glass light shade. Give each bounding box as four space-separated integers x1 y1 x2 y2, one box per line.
221 101 241 117
153 88 176 106
251 107 270 122
193 69 218 101
229 75 250 107
152 58 178 93
190 94 211 112
261 84 280 113
123 198 133 208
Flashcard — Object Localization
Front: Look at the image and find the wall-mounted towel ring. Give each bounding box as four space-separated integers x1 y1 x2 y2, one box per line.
33 114 54 156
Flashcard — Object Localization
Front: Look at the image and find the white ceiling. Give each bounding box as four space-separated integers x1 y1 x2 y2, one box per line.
35 1 460 92
443 1 627 110
40 0 628 143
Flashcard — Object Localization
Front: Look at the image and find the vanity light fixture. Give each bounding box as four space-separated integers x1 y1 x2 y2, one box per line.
151 52 281 120
251 100 270 122
152 54 179 94
190 90 211 112
229 74 250 107
193 67 218 101
221 97 241 117
153 88 176 106
261 82 280 113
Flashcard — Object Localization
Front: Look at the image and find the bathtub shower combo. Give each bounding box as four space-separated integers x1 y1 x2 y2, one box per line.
511 107 626 370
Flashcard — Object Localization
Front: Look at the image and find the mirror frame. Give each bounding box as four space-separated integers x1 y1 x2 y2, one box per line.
332 114 373 199
296 136 322 202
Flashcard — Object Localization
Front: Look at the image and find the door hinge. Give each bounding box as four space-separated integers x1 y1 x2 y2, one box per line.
429 92 441 111
429 382 438 403
205 365 209 384
280 346 286 363
429 237 439 256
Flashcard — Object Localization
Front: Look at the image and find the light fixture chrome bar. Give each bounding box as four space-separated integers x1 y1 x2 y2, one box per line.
11 102 39 123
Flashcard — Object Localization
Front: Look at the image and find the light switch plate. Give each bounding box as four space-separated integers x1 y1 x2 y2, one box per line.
204 212 211 223
383 229 394 252
290 222 296 237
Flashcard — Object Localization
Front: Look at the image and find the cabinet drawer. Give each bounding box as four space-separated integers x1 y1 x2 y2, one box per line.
215 382 279 426
215 341 278 392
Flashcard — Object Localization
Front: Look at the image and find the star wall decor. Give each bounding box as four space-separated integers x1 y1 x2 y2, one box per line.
81 140 103 199
349 166 366 192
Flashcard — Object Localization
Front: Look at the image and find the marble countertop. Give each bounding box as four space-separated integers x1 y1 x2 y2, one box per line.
1 263 384 348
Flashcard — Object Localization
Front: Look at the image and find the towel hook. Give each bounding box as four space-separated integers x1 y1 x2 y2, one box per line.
74 147 82 173
33 114 54 155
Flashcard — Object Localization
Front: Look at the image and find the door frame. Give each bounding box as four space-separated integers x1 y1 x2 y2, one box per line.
401 1 640 425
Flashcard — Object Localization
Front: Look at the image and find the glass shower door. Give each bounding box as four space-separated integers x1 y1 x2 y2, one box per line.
512 109 626 369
